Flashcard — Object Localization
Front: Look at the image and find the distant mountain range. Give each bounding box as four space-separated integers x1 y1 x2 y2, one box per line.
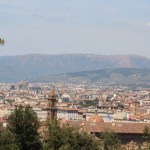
0 54 150 82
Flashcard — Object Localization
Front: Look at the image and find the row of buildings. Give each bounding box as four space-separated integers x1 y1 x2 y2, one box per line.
0 82 150 149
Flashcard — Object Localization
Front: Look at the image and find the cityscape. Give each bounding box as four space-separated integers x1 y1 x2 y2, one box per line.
1 0 150 149
0 81 150 149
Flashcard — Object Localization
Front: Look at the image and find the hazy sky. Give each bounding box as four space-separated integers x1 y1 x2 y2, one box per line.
0 0 150 56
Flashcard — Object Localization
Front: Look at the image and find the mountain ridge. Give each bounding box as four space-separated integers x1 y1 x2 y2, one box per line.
0 54 150 82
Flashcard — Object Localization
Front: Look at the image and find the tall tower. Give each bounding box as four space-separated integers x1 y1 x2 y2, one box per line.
47 85 57 123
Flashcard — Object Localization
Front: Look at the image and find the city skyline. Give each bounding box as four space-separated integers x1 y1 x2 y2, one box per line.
0 0 150 57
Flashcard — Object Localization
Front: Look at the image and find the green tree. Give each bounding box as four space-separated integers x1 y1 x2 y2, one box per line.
8 105 42 150
58 144 73 150
80 99 99 107
101 129 121 150
44 120 100 150
0 129 19 150
70 130 100 150
143 126 150 149
0 38 5 45
45 120 64 150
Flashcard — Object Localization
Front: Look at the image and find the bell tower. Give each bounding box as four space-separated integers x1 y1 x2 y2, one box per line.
47 85 57 123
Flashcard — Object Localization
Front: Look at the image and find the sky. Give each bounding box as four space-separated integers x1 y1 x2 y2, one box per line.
0 0 150 57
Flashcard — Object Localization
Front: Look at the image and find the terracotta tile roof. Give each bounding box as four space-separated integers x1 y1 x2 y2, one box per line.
88 115 104 123
143 113 150 119
81 122 150 134
0 117 6 123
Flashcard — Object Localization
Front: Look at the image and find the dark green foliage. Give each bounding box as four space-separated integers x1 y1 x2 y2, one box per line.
8 105 42 150
0 38 5 45
0 129 19 150
44 120 100 150
143 126 150 142
0 105 122 150
5 99 14 105
58 144 73 150
80 99 99 107
143 126 150 149
101 129 121 150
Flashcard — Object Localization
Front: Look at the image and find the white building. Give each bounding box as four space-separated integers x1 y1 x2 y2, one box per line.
57 108 78 121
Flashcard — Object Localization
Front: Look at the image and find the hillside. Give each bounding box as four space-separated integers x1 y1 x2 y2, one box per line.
36 68 150 86
0 54 150 82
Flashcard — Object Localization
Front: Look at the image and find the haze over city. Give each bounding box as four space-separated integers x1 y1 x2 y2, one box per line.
2 1 150 150
0 0 150 56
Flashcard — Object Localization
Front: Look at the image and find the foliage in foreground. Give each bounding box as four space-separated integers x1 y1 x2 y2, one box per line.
0 105 124 150
101 129 121 150
44 120 100 150
0 38 5 45
143 126 150 149
0 129 19 150
8 105 42 150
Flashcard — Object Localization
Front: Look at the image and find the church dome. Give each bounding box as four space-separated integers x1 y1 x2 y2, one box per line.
88 115 104 123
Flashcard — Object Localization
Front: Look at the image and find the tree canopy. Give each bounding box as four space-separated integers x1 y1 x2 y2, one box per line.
80 99 99 107
0 105 123 150
101 129 121 150
0 38 5 45
8 105 42 150
143 126 150 149
44 120 100 150
0 129 19 150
